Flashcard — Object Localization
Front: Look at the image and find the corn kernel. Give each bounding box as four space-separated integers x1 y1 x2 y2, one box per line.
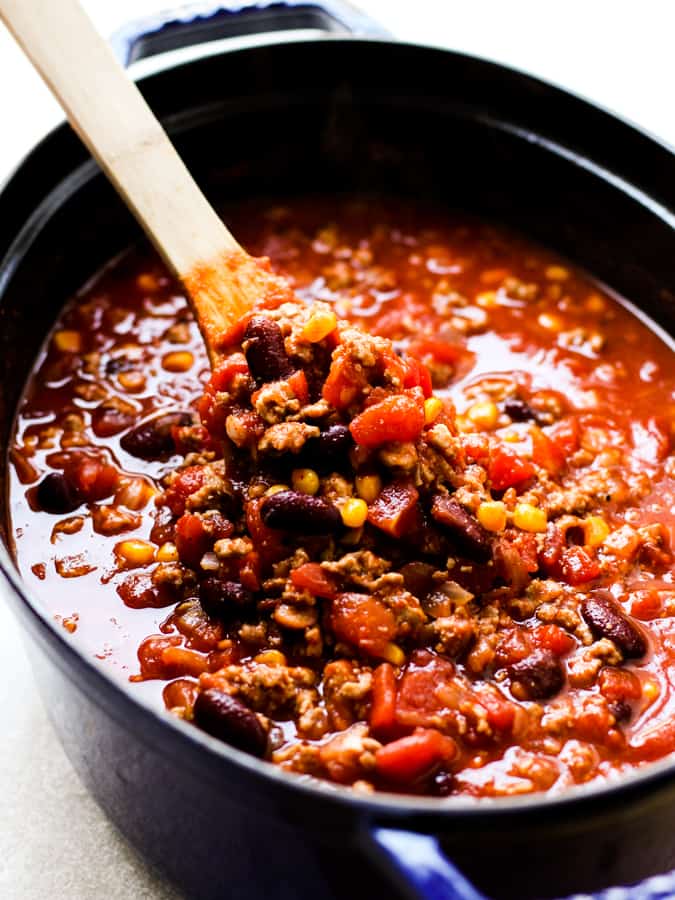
340 497 369 528
380 642 406 666
53 330 82 353
355 473 382 504
477 501 507 533
480 267 509 285
585 293 607 314
156 542 179 562
265 484 289 496
476 290 498 309
513 503 548 533
424 396 444 424
467 401 499 430
117 371 146 392
136 272 160 292
292 468 320 495
503 431 521 443
301 309 337 343
254 650 287 666
162 351 194 373
643 679 660 703
115 539 156 567
583 516 610 547
537 312 565 332
545 265 569 281
455 415 473 434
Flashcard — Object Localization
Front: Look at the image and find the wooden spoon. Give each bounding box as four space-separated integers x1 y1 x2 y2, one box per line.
0 0 291 363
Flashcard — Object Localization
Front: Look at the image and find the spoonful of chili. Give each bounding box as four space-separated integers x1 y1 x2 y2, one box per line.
0 0 292 364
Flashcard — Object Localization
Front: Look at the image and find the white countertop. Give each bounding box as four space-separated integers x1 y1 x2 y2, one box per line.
1 2 673 897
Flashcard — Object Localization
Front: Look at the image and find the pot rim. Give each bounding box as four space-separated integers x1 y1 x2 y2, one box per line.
2 33 675 824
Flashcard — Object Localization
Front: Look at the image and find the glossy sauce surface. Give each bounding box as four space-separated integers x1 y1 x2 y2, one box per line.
9 197 675 795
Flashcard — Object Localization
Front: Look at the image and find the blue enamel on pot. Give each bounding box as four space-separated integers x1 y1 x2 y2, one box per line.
1 3 675 898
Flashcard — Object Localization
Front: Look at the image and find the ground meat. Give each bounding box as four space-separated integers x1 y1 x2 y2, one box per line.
201 662 327 738
253 380 301 424
258 422 320 454
322 659 373 729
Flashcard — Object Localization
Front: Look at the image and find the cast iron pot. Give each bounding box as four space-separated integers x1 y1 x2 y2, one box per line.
1 3 675 898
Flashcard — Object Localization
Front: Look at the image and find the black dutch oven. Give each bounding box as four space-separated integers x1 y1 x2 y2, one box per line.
1 3 675 899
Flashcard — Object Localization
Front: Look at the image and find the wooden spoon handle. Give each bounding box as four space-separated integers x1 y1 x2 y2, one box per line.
0 0 271 359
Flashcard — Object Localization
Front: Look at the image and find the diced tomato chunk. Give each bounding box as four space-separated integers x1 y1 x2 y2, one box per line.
137 634 181 679
64 455 118 501
350 391 425 447
246 498 286 566
403 357 433 398
494 627 532 667
548 416 580 457
472 683 517 734
462 433 490 463
117 573 176 610
560 546 600 585
175 513 211 570
208 357 250 394
367 481 420 539
630 590 663 620
330 593 397 658
396 650 456 728
598 667 642 703
322 346 366 410
291 562 337 599
375 728 457 784
169 600 224 651
488 446 535 491
532 624 576 656
238 551 262 592
162 466 208 516
370 663 398 738
409 338 463 366
531 426 565 475
288 369 309 405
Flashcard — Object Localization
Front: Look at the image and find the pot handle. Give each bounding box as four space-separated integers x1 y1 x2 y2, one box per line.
110 0 390 67
365 826 489 900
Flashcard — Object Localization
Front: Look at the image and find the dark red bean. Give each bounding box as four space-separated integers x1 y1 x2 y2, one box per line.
243 316 293 386
503 397 539 422
193 689 268 757
430 496 492 562
91 404 136 438
35 472 81 514
509 649 565 700
581 593 647 659
199 578 253 618
608 700 633 724
298 424 353 473
120 411 194 460
260 490 341 535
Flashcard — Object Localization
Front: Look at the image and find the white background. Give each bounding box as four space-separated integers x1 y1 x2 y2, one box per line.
0 2 673 897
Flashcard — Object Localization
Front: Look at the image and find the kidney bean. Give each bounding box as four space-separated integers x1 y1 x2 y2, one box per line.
509 649 565 700
199 578 253 618
581 593 647 659
35 472 81 514
243 316 293 385
503 397 539 422
193 688 268 757
430 495 492 562
120 411 193 460
298 424 353 473
608 700 633 724
260 490 341 534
